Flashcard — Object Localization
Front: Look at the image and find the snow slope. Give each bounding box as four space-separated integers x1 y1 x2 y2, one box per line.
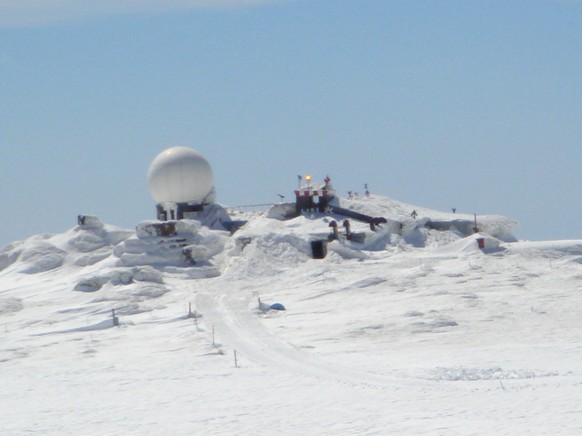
1 196 581 435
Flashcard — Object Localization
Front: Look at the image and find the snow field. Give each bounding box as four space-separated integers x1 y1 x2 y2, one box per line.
1 196 582 434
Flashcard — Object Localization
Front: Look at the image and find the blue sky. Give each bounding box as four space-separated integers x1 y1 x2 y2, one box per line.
1 0 581 247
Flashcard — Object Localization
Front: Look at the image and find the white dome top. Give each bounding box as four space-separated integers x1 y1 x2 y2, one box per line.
148 146 214 204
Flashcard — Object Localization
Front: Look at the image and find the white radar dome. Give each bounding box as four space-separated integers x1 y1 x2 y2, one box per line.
148 146 214 204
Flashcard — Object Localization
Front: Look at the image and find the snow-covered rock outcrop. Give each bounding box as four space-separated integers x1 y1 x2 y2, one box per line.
114 220 229 269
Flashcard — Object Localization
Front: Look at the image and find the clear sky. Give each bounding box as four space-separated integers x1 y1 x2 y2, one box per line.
1 0 581 248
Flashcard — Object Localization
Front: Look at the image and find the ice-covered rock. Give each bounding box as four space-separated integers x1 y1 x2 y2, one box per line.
115 220 228 268
19 242 67 274
0 244 21 272
74 275 110 292
133 266 164 283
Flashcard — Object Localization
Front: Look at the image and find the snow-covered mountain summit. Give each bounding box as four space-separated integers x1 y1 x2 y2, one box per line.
1 195 581 434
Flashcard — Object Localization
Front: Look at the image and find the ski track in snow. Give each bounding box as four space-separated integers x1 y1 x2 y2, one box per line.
196 281 461 392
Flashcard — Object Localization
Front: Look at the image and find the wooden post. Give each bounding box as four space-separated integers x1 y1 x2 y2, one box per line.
234 350 238 368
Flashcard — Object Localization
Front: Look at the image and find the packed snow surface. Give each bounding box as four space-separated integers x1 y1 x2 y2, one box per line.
1 196 581 434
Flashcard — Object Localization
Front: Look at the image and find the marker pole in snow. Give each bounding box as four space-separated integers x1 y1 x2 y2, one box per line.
234 350 238 368
112 309 119 327
212 325 215 346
